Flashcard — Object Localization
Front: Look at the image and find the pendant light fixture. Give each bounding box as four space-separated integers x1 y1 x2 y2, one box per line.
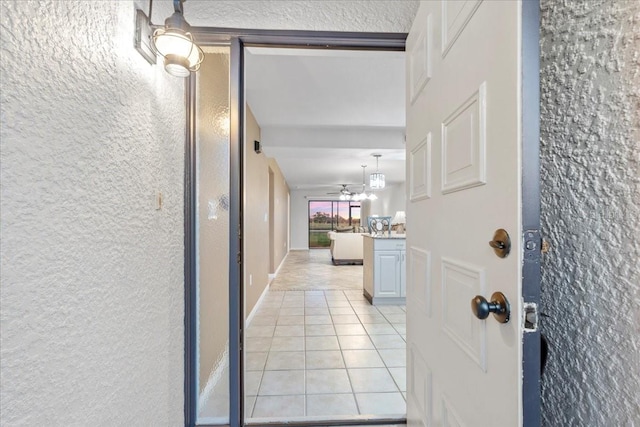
355 165 368 201
134 0 204 77
369 154 386 190
353 165 378 201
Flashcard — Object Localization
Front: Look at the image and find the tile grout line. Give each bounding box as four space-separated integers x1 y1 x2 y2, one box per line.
330 290 361 416
303 290 308 417
349 291 404 405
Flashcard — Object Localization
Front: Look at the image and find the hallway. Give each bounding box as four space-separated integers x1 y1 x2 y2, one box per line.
245 289 406 421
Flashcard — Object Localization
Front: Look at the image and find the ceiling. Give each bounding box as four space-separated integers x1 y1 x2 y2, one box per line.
245 48 406 193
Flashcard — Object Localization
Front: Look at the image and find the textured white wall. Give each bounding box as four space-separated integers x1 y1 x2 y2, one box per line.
0 1 185 425
1 1 417 424
182 0 419 32
540 1 640 425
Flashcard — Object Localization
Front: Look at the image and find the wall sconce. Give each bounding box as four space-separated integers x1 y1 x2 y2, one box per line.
134 0 204 77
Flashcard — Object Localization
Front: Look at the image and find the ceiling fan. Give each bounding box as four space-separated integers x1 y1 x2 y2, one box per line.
326 184 355 196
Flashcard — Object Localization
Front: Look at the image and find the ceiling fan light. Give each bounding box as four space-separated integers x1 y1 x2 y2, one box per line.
368 193 378 201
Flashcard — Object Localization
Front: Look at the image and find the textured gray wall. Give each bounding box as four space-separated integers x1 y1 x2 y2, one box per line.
540 1 640 425
0 1 184 424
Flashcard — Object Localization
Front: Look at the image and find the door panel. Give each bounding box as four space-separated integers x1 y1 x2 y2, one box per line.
406 1 538 426
408 343 433 424
409 134 432 202
441 83 486 194
408 247 431 316
441 257 487 371
441 0 483 56
194 47 232 425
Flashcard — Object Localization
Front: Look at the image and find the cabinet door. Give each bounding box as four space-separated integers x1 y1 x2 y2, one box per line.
374 251 402 297
400 250 406 297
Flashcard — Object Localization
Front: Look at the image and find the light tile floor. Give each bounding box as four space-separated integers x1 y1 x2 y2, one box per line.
269 250 363 291
245 289 406 421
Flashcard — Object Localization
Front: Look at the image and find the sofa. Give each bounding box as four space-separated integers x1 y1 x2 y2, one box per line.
327 230 366 265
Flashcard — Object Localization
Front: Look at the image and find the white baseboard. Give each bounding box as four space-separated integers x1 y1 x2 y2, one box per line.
289 247 308 251
245 281 271 328
273 251 289 277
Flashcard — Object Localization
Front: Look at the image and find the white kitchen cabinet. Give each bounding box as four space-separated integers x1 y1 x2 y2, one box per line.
363 235 406 305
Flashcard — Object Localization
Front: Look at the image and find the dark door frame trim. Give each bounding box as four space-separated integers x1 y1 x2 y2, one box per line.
521 1 542 426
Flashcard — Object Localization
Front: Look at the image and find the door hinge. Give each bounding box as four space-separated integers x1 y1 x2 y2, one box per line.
239 329 243 351
237 252 241 264
523 302 538 332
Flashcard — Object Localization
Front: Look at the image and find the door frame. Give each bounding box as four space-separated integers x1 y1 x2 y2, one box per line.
183 3 541 423
184 28 406 427
520 1 542 426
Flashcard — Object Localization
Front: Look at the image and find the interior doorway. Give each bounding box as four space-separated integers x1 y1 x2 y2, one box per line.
241 45 407 424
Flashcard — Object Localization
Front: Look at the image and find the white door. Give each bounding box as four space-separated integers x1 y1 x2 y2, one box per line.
405 1 540 426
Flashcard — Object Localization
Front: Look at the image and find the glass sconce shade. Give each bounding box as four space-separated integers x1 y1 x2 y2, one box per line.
152 27 204 77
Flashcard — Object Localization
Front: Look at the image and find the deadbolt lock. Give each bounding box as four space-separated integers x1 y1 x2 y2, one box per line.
489 229 511 258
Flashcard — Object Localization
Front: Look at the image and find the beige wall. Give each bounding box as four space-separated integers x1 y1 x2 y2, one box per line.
269 158 290 272
244 107 290 317
244 107 270 316
197 51 231 393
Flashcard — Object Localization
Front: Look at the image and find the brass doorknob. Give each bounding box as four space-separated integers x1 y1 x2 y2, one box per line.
471 292 510 323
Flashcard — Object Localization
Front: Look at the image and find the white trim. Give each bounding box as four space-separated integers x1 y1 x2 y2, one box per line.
272 250 290 278
245 282 271 328
289 247 308 251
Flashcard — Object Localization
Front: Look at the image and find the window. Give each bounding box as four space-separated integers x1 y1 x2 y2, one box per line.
308 200 361 248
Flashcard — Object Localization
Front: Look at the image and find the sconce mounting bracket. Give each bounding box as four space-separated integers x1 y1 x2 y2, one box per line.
134 9 156 65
